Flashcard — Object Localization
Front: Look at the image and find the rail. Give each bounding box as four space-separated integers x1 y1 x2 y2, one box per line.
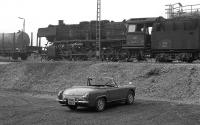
166 3 200 18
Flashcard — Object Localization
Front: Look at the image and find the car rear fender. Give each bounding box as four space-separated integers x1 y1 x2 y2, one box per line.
88 92 107 107
128 88 135 96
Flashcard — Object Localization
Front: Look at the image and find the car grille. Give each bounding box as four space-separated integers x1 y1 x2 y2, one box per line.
63 95 86 101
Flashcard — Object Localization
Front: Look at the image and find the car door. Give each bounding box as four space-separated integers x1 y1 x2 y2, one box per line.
107 87 127 102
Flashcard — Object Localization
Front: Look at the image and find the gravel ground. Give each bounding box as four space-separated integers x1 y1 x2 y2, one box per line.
0 90 200 125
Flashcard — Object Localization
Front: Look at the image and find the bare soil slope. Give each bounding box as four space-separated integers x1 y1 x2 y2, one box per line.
0 62 200 104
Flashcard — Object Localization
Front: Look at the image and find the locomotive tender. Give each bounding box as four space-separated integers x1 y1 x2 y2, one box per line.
38 3 200 62
151 3 200 62
152 16 200 62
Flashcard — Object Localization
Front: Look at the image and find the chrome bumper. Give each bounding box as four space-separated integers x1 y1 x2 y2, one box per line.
57 99 89 105
76 100 89 104
57 99 66 104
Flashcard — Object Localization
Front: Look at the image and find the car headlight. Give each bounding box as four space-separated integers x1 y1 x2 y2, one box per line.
81 93 89 100
57 90 64 99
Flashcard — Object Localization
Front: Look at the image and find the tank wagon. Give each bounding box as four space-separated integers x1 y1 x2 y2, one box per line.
0 31 30 60
0 31 42 60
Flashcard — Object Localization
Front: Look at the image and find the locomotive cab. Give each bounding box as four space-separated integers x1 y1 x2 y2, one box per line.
122 18 157 61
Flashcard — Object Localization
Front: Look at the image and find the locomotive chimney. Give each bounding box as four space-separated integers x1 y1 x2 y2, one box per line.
58 20 64 25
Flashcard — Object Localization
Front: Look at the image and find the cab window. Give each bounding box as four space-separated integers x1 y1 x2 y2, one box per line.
128 25 136 32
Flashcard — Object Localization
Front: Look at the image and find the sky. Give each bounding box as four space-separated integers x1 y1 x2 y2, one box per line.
0 0 199 46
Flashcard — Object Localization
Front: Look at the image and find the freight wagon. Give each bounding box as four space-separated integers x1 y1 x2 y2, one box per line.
0 31 42 60
0 31 30 60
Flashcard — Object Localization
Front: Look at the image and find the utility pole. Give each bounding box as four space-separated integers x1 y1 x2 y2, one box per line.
96 0 101 59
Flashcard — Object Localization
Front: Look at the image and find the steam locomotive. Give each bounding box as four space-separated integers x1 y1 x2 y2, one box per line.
37 3 200 62
38 20 127 61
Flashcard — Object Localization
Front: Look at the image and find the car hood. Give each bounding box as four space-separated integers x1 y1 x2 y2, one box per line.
63 86 97 96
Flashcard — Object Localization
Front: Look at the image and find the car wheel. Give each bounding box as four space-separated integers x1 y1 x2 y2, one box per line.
126 91 134 105
68 105 77 111
95 98 106 112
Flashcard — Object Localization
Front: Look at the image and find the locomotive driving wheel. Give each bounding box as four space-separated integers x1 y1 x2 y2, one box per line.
20 53 28 60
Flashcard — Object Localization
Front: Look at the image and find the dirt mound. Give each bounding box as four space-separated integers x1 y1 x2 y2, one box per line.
0 61 94 93
0 62 200 104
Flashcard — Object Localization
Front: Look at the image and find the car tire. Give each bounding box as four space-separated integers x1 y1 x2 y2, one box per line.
95 98 106 112
126 91 134 105
68 105 77 111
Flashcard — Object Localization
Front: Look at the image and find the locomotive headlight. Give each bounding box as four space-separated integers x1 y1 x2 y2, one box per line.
16 48 20 52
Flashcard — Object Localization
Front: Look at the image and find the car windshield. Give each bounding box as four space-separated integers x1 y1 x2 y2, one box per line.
88 77 116 86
